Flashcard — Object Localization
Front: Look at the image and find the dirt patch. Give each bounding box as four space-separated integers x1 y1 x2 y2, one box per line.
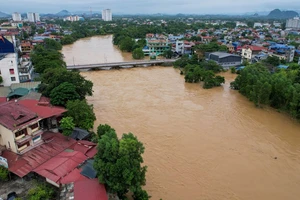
0 176 35 199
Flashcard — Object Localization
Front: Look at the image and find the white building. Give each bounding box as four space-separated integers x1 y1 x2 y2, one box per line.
12 12 22 21
286 17 300 29
236 21 247 27
253 23 263 28
63 16 82 22
102 9 112 21
0 35 21 86
0 54 20 86
27 12 40 22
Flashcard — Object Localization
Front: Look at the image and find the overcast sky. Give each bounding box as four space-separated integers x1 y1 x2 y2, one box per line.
1 0 300 14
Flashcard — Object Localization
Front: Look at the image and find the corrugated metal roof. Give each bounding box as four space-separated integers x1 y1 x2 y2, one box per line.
19 99 66 119
7 88 30 98
2 132 77 177
34 151 87 183
0 100 40 131
74 179 108 200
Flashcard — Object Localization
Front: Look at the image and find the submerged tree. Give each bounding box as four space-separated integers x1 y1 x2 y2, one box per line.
94 128 148 199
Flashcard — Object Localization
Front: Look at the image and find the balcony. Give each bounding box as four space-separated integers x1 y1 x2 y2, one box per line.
15 135 32 145
32 129 43 137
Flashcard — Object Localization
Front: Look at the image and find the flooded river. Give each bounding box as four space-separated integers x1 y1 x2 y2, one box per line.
62 35 300 200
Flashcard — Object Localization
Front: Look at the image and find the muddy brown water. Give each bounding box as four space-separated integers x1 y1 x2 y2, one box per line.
62 35 300 200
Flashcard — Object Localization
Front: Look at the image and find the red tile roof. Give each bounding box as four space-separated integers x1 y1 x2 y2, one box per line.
18 99 66 119
0 101 40 131
74 179 108 200
2 132 77 177
242 45 267 51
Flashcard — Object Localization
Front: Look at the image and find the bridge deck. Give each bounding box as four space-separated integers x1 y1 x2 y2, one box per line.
66 59 177 70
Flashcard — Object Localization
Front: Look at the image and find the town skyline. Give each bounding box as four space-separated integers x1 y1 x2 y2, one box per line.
1 0 300 15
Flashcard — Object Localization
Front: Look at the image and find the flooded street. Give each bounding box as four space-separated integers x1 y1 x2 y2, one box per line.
62 36 300 200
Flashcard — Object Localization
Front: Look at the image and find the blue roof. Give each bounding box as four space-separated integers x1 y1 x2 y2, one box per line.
0 36 14 54
236 66 245 70
277 65 288 69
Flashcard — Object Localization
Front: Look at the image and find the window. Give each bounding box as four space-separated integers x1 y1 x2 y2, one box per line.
9 68 15 74
11 77 16 81
30 123 39 130
15 129 28 137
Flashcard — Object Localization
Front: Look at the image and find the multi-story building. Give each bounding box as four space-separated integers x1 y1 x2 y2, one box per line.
0 36 20 86
143 34 170 56
63 16 83 22
269 44 295 62
286 17 300 29
175 40 193 55
27 12 40 22
241 45 267 61
12 12 22 21
0 99 66 155
102 9 112 21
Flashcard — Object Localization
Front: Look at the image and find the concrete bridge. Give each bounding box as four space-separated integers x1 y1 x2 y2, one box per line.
66 59 177 70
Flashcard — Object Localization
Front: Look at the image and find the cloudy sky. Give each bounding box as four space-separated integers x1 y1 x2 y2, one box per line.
1 0 300 14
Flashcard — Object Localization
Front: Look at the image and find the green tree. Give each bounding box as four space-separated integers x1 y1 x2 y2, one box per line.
39 68 93 99
37 28 45 34
61 35 75 45
219 45 228 52
120 37 135 52
132 48 145 59
0 166 8 181
50 82 80 106
230 67 236 74
44 38 62 50
0 76 3 84
60 117 75 137
22 30 29 40
27 184 55 200
265 56 280 66
65 100 96 130
94 130 147 199
162 50 173 59
31 45 66 73
97 124 115 139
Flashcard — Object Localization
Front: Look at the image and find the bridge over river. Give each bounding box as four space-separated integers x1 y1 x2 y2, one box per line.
66 59 177 70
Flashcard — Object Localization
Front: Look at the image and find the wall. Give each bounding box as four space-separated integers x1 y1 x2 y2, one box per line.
0 53 20 86
0 125 17 153
242 48 252 60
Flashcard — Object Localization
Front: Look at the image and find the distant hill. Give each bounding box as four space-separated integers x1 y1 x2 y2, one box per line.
0 11 10 18
267 9 299 19
56 10 71 16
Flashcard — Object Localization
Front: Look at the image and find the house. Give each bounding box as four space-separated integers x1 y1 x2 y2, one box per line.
227 44 235 53
0 36 20 86
0 99 66 155
205 52 242 68
143 34 170 56
241 45 267 60
201 36 213 44
20 41 33 53
175 40 194 55
268 44 295 62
